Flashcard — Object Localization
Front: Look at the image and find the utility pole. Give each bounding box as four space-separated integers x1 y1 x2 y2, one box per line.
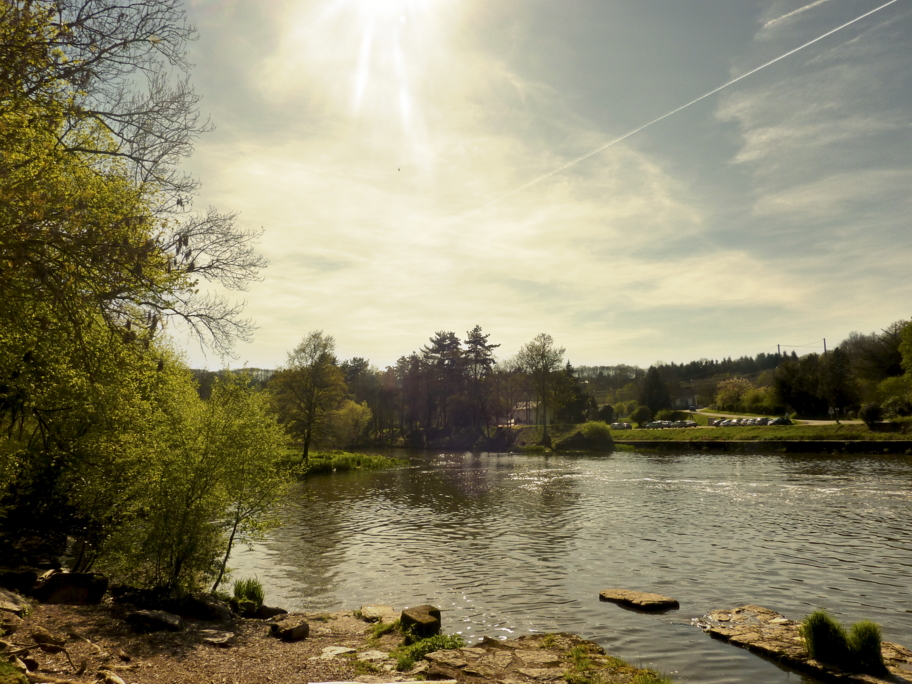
823 338 827 356
777 344 781 356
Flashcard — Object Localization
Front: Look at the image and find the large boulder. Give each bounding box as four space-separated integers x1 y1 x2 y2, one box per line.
599 589 679 611
401 604 441 638
125 610 184 633
31 572 108 605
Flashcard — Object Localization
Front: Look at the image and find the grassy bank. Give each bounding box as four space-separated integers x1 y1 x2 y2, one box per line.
612 423 911 441
281 448 407 476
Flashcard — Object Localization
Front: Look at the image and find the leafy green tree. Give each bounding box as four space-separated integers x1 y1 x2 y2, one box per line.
421 331 463 429
272 331 347 462
900 321 912 377
714 378 755 411
516 334 565 443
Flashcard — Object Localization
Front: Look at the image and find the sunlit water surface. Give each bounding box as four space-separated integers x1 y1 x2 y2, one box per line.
231 451 912 683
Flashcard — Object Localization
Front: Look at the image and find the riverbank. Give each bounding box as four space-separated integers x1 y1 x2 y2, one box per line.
2 600 673 684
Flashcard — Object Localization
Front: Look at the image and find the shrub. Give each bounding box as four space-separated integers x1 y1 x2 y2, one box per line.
859 404 883 428
629 405 652 427
233 577 265 607
580 421 612 441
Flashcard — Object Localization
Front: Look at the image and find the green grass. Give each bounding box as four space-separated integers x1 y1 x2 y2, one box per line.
232 576 265 607
612 423 911 441
281 450 407 476
799 610 886 674
392 633 466 671
631 672 675 684
0 660 27 684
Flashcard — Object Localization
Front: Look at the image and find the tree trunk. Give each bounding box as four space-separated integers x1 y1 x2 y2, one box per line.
211 521 239 594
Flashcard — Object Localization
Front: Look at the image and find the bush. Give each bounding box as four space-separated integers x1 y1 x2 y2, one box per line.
800 610 886 674
859 404 883 428
580 421 612 441
233 577 265 607
881 395 912 418
629 405 652 427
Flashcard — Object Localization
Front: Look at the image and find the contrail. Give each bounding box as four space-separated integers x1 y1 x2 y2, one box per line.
481 0 900 211
764 0 836 29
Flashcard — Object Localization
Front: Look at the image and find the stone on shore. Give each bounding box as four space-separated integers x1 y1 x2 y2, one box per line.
696 605 912 683
125 609 184 633
0 588 30 616
269 618 309 641
400 604 441 638
598 589 680 611
254 604 288 620
359 604 398 623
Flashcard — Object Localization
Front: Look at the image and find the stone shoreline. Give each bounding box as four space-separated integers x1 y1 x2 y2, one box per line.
1 598 671 684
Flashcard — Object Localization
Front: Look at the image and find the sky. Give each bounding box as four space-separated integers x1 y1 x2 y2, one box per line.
174 0 912 370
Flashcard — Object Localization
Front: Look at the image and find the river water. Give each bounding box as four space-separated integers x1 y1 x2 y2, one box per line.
230 451 912 683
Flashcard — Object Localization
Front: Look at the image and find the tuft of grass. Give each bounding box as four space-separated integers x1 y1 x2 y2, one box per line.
300 451 406 477
232 576 265 607
800 610 886 674
370 619 401 641
568 645 594 671
354 660 381 675
392 633 465 671
847 621 887 674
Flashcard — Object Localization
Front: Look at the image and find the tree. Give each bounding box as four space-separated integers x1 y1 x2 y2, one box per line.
516 334 565 443
271 331 347 462
714 378 755 411
900 321 912 377
421 331 463 429
464 325 500 430
639 366 671 416
630 405 652 427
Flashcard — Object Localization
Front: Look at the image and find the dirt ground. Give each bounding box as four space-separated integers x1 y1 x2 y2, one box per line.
2 600 669 684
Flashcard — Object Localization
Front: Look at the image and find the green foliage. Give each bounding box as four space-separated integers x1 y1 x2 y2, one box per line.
630 672 674 684
371 619 401 640
900 321 912 376
0 660 28 684
629 405 652 427
799 610 886 674
639 367 671 415
859 404 883 427
393 633 466 671
655 410 688 421
580 421 612 441
233 577 265 607
301 451 405 477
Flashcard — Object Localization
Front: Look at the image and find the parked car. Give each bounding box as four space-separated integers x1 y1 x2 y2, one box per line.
610 422 632 430
769 416 792 425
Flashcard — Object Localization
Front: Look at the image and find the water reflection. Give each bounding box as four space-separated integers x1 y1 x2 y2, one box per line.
229 451 912 684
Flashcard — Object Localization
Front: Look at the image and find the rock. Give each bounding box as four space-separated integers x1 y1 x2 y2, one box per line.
30 625 65 646
253 604 287 620
0 612 22 636
425 650 468 668
0 588 30 616
31 571 108 605
359 604 398 623
199 629 236 647
598 588 679 611
356 649 391 662
269 618 309 641
400 604 441 638
319 646 355 659
236 599 257 618
166 593 232 622
125 610 184 633
696 605 912 682
0 569 38 595
516 650 562 667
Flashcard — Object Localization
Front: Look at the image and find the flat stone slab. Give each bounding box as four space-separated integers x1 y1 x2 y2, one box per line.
598 589 679 611
695 605 912 683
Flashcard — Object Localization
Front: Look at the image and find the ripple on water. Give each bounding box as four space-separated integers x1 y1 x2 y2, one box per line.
227 451 912 684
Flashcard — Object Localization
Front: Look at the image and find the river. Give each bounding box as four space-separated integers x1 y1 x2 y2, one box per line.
229 450 912 683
